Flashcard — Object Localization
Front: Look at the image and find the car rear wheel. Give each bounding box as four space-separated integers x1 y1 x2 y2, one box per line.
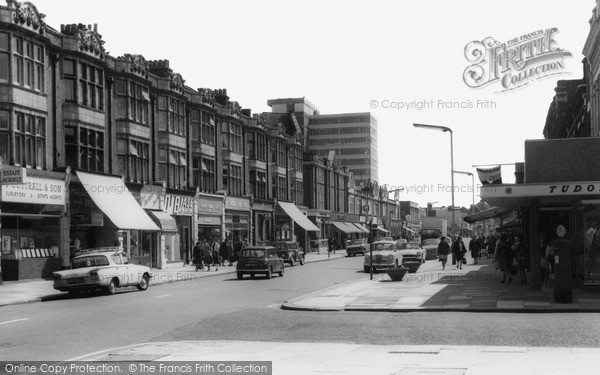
137 274 149 291
299 255 305 265
266 267 272 279
106 279 117 295
237 272 243 280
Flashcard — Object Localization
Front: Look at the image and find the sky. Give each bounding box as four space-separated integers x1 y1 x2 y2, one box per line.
28 0 596 209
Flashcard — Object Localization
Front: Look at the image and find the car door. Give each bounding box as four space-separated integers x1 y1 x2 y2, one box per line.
269 248 280 271
120 253 135 286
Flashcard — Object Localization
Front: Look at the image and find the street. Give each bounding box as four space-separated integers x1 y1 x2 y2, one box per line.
1 256 600 362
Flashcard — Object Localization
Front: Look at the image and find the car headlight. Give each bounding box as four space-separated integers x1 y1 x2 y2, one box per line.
53 274 61 281
89 271 99 280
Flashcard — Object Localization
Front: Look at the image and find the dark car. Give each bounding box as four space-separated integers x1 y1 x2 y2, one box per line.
274 241 305 266
346 238 369 256
236 246 284 279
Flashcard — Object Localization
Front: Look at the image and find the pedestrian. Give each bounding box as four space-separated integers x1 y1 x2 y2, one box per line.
227 239 236 266
210 238 220 271
332 237 337 254
452 236 467 269
201 239 212 271
242 237 250 249
513 235 529 285
437 236 450 270
234 238 243 262
469 235 481 265
328 237 333 253
494 233 513 283
192 241 202 271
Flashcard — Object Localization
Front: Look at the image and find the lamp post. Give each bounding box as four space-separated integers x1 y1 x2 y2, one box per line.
413 123 455 242
453 170 475 213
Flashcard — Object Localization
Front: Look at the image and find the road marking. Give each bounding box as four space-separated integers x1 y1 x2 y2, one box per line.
0 318 30 326
156 294 170 298
267 304 282 310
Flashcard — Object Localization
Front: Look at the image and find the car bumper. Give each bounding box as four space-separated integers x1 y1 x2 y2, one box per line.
364 263 396 270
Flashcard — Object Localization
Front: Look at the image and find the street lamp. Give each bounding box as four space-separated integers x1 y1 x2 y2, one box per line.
413 123 455 241
453 170 475 213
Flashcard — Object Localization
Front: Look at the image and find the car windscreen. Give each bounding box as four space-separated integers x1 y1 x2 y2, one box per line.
404 244 421 249
349 240 365 245
422 239 440 246
275 244 288 250
72 255 110 269
241 249 265 258
372 243 395 251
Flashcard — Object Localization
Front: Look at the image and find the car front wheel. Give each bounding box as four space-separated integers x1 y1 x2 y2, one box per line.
299 255 305 265
237 272 243 280
137 274 149 291
106 279 117 295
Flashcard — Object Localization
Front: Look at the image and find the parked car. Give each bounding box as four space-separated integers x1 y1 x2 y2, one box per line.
363 240 403 272
399 241 426 273
395 238 408 248
273 241 305 266
346 238 369 256
53 248 152 295
377 236 394 242
236 246 285 279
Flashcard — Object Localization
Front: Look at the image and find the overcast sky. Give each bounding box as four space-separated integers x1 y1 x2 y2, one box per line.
29 0 595 208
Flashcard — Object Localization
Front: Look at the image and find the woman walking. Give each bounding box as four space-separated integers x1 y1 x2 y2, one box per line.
452 236 467 269
494 233 513 283
437 236 450 270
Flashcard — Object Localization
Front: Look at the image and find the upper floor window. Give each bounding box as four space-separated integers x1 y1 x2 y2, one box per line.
0 32 9 82
222 121 242 154
158 148 186 188
201 111 216 145
65 125 104 172
63 59 103 109
116 139 149 184
249 131 267 161
168 98 185 136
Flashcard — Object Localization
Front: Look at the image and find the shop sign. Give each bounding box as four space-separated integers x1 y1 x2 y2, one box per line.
482 181 600 199
164 194 194 216
252 202 273 212
197 196 224 216
226 196 250 211
1 166 26 185
140 185 166 210
199 216 221 225
1 177 65 205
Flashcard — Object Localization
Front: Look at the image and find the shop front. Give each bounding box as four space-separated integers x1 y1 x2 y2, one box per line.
225 196 251 243
138 184 177 269
276 201 320 251
1 174 66 280
306 209 329 252
252 200 273 245
163 190 195 264
482 181 600 287
330 212 363 249
197 193 224 243
73 171 160 267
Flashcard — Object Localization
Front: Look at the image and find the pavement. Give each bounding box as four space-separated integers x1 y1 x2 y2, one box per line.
69 340 600 375
0 251 346 307
282 256 600 313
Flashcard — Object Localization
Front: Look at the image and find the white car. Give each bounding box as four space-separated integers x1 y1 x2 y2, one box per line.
364 241 403 272
53 248 152 295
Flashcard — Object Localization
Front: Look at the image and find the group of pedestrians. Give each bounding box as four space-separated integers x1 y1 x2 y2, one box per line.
192 237 250 272
435 234 529 285
492 233 529 284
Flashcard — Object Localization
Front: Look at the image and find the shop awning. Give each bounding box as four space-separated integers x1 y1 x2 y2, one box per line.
463 206 519 224
403 227 415 234
277 202 320 231
332 221 353 233
341 222 362 233
147 210 178 233
352 223 370 233
376 226 389 233
76 171 160 231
